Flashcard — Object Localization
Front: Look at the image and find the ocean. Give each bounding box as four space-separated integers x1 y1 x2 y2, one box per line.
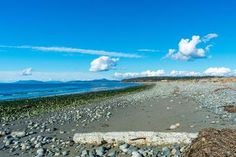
0 80 138 101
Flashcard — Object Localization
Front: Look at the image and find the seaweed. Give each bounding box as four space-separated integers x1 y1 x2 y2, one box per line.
184 128 236 157
0 84 153 122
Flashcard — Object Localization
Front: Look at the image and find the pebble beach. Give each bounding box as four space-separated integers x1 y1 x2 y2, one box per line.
0 79 235 157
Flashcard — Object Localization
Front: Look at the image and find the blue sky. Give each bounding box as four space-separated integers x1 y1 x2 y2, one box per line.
0 0 236 81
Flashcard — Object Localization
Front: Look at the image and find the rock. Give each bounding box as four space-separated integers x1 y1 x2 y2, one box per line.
96 146 106 156
35 154 44 157
62 150 69 156
35 143 42 148
162 147 171 156
132 151 143 157
0 131 6 137
81 149 88 157
107 150 117 157
169 123 180 130
54 152 61 156
60 131 65 134
36 148 45 156
21 143 27 150
11 131 26 138
4 138 12 146
169 124 177 130
119 143 129 150
107 112 112 117
119 143 130 153
171 148 177 155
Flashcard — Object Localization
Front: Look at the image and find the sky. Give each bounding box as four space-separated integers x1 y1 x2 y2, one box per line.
0 0 236 82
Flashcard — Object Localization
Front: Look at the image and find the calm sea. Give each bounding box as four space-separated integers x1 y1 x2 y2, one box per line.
0 80 138 101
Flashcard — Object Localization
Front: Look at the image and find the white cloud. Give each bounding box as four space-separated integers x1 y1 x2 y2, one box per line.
166 33 218 61
203 33 218 42
137 49 160 52
165 49 176 58
114 67 236 79
0 45 141 58
114 70 165 79
170 70 200 76
22 68 33 76
203 67 231 76
89 56 119 72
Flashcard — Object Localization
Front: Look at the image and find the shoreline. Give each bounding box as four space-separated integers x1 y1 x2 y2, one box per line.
0 84 153 122
0 80 235 157
0 82 141 102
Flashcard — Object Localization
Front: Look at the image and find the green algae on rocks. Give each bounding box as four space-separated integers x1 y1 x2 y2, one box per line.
0 84 153 122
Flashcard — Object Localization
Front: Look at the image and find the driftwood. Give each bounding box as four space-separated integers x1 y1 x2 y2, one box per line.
224 105 236 113
213 86 236 93
73 131 198 145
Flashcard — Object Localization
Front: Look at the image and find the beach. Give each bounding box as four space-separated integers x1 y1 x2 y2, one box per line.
0 79 235 157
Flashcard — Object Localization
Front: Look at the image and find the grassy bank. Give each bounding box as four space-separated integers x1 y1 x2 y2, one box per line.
123 76 221 82
0 84 154 122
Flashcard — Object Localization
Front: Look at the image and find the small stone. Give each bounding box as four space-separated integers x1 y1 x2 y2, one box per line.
119 143 130 153
107 151 116 157
0 131 6 137
37 148 45 154
62 150 69 156
171 148 177 155
11 131 26 138
210 120 216 124
35 143 41 148
132 151 143 157
169 123 180 130
96 146 106 156
81 149 88 157
36 148 45 157
169 124 177 130
162 147 170 156
119 143 129 150
54 152 61 156
21 143 27 150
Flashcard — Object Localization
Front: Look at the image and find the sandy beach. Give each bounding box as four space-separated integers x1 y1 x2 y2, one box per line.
0 80 235 157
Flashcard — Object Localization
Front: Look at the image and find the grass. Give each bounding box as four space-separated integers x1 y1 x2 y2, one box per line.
0 84 154 122
123 76 221 82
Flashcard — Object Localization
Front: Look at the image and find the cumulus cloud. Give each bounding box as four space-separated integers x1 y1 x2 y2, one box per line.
203 67 231 76
89 56 119 72
22 68 33 76
0 45 140 58
114 70 165 79
166 33 218 61
114 67 235 79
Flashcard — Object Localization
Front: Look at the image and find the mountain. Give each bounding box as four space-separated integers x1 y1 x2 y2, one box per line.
14 80 46 84
10 79 118 84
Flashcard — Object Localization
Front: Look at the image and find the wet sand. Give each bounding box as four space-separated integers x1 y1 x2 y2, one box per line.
77 95 235 133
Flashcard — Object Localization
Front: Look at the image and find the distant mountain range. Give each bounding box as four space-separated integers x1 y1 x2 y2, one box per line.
9 79 118 84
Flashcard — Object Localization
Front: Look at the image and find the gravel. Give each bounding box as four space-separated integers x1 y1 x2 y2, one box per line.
0 81 235 156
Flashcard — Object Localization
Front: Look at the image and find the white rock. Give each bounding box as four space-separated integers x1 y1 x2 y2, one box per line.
11 131 26 138
169 123 180 130
132 151 142 157
36 148 45 155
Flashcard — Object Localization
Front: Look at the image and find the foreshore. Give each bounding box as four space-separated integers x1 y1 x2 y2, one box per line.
0 79 235 157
